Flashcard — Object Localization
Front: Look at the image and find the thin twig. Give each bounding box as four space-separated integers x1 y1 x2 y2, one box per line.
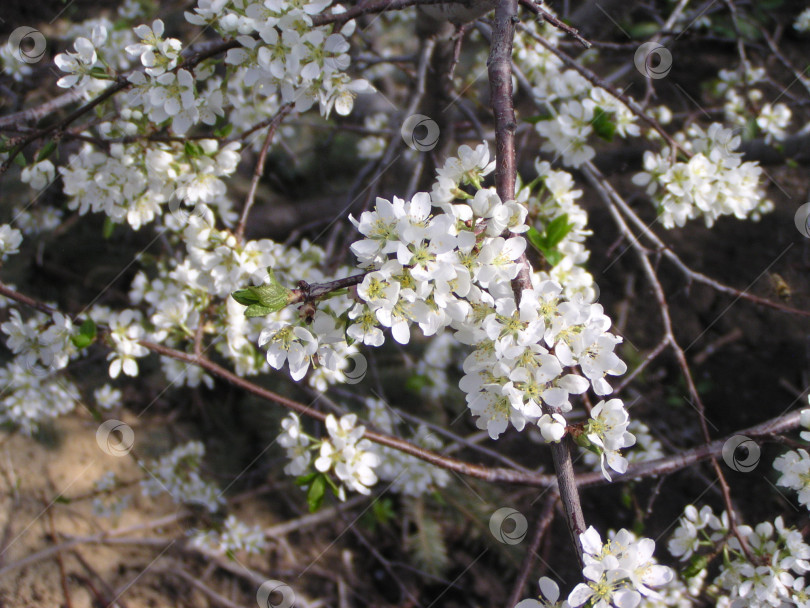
518 0 591 47
235 104 293 243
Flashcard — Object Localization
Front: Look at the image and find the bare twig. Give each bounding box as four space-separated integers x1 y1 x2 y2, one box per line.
518 0 591 47
235 104 293 243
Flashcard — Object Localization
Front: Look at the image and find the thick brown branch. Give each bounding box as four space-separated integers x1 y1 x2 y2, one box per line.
489 0 587 565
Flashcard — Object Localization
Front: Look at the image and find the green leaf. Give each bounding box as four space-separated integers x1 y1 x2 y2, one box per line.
544 213 574 248
214 122 233 138
231 288 260 306
627 21 660 38
184 140 204 158
13 153 26 167
372 497 395 525
683 554 710 578
295 472 318 486
231 269 293 318
244 304 277 318
36 140 57 162
71 319 97 349
307 474 327 512
620 487 633 509
526 225 566 267
251 283 290 309
541 249 564 266
526 226 548 251
102 218 115 239
591 107 616 142
405 374 429 393
54 495 71 504
524 113 553 124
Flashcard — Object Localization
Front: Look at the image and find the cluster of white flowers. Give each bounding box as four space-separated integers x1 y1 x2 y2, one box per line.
456 277 625 448
773 407 810 511
52 12 137 98
518 527 673 608
59 135 240 230
55 30 104 90
1 308 77 373
314 413 380 497
279 411 382 497
669 505 810 607
193 0 371 118
346 146 626 451
364 398 450 496
250 143 629 478
584 420 664 475
122 19 226 134
512 14 639 169
278 403 449 498
141 441 223 513
12 206 62 237
0 306 84 432
0 360 80 434
103 309 150 379
92 471 131 519
357 113 389 160
580 399 636 480
632 123 773 228
190 514 267 555
569 527 674 608
126 202 358 390
94 384 122 410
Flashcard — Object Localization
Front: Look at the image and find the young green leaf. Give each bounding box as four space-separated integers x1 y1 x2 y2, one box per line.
526 226 548 251
214 122 233 138
231 269 293 317
307 474 327 512
544 213 575 248
591 107 617 142
684 554 710 578
524 113 553 124
71 319 97 349
102 217 115 239
36 140 57 162
184 140 204 159
541 249 564 267
295 472 319 486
